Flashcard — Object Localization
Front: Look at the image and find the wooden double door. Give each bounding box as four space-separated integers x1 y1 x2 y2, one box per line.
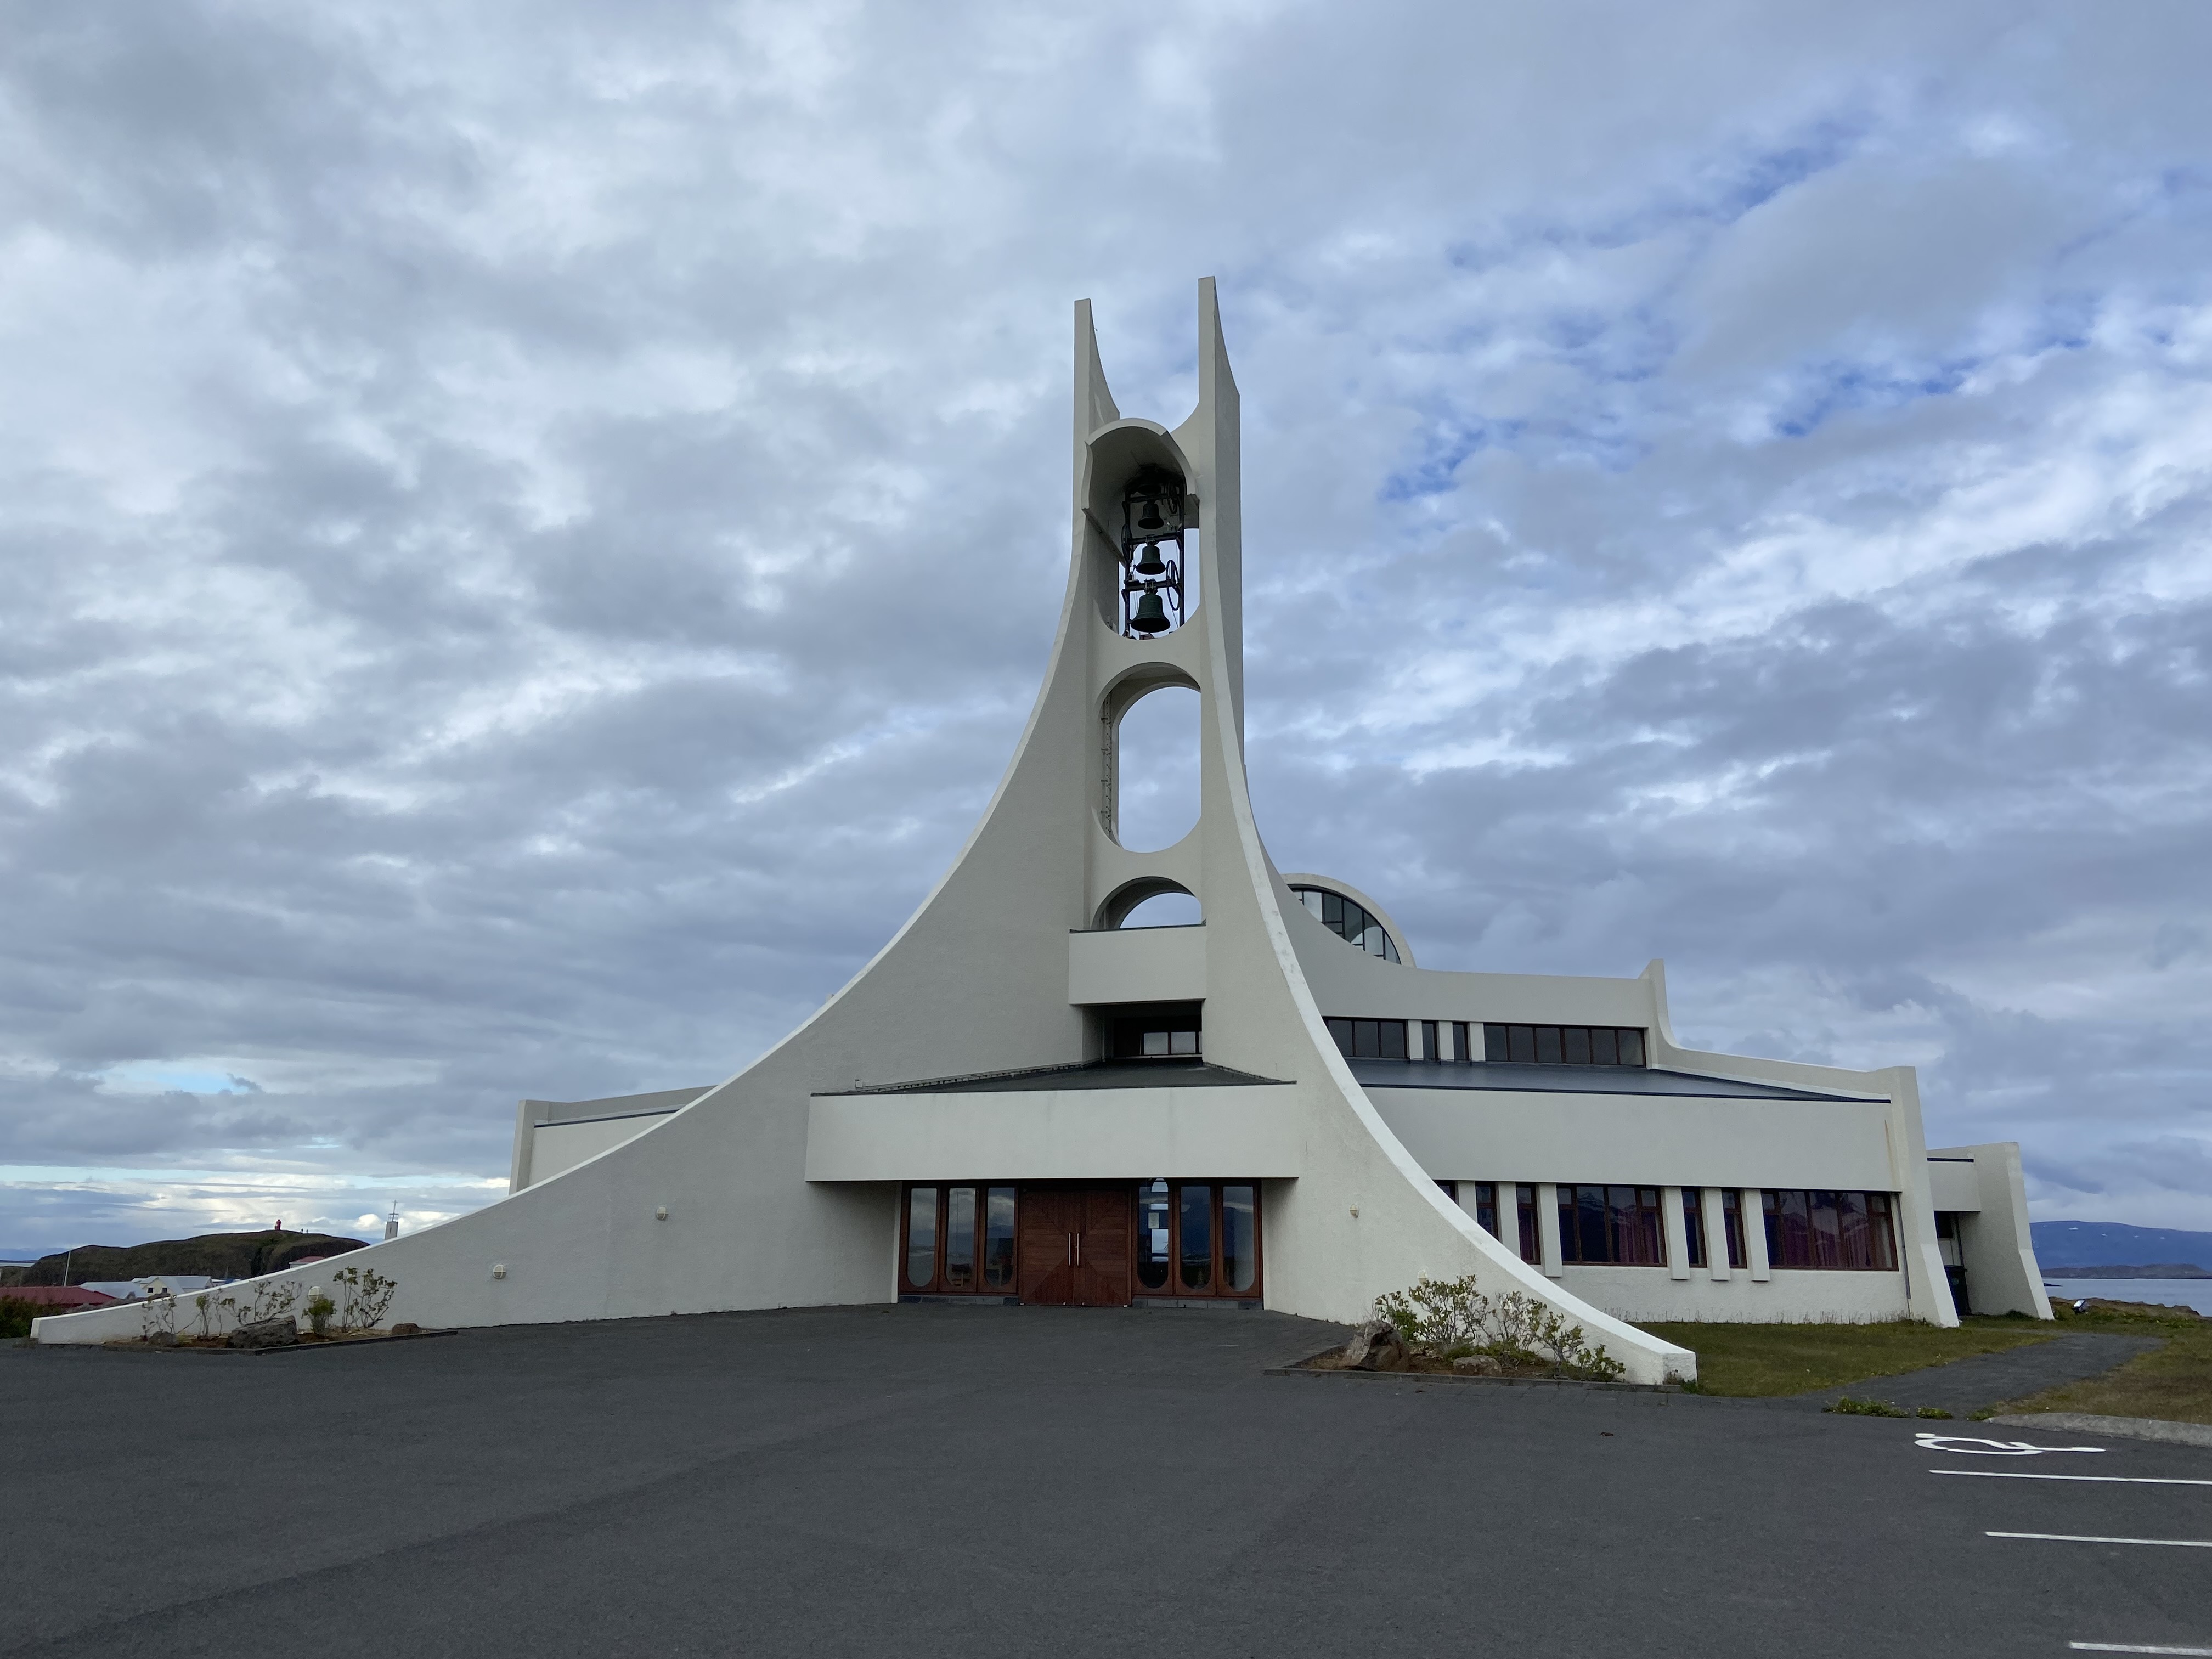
1017 1187 1131 1306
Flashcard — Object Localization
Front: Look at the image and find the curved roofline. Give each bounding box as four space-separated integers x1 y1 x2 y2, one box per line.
1278 872 1416 968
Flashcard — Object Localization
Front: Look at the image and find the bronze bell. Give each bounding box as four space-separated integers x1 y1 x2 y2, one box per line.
1130 589 1170 633
1133 541 1167 578
1137 493 1165 532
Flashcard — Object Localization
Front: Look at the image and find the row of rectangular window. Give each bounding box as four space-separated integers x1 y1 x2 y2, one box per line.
1441 1184 1898 1271
1326 1019 1648 1067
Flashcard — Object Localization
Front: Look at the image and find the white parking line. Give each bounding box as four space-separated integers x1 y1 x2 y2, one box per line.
1934 1470 2212 1486
2068 1644 2212 1655
1917 1432 2106 1455
1990 1531 2212 1548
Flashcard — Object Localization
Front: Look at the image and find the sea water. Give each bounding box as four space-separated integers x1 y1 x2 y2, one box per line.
2041 1278 2212 1316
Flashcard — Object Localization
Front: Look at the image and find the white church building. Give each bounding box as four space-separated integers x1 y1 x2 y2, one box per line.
37 282 2051 1379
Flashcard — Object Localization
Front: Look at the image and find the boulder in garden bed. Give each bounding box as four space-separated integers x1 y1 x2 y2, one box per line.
228 1317 298 1349
1342 1320 1410 1372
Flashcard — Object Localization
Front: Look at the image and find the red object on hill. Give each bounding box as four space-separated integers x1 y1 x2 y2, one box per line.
2 1286 120 1310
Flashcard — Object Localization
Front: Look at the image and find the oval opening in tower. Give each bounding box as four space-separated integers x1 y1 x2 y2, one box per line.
1115 684 1200 851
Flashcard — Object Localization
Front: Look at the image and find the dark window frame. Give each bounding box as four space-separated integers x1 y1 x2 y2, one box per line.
901 1183 1019 1295
1290 884 1402 963
1721 1188 1748 1269
1483 1024 1647 1068
1759 1189 1899 1271
1133 1178 1264 1301
1681 1187 1707 1269
1556 1184 1668 1267
1469 1181 1499 1239
1325 1017 1408 1060
1109 1001 1204 1060
1515 1183 1541 1263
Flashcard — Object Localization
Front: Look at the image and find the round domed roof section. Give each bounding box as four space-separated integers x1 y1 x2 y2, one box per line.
1279 874 1414 967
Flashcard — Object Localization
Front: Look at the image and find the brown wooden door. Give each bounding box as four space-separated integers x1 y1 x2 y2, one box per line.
1018 1189 1076 1305
1017 1188 1132 1307
1070 1188 1131 1306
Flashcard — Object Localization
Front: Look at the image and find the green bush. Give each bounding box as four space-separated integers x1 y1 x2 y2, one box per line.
332 1265 397 1334
1373 1274 1626 1381
1827 1396 1909 1417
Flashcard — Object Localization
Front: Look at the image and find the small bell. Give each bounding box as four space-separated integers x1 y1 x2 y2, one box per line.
1130 589 1170 634
1137 493 1165 532
1133 542 1168 578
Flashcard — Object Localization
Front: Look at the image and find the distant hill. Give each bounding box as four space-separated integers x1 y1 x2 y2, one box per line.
2033 1220 2212 1272
14 1229 368 1286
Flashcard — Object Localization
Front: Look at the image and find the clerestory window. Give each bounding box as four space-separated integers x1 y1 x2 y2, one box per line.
1290 885 1401 963
1483 1024 1647 1066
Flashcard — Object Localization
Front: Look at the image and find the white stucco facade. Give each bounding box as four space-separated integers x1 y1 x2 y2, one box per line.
36 283 2050 1370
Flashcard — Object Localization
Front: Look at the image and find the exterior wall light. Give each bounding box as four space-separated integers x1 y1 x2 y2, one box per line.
655 1205 669 1221
1119 465 1186 637
491 1263 507 1279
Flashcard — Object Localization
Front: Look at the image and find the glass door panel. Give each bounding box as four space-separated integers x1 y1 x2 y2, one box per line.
1222 1185 1257 1293
944 1187 978 1290
982 1187 1016 1289
1137 1181 1172 1290
905 1187 939 1290
1178 1184 1213 1291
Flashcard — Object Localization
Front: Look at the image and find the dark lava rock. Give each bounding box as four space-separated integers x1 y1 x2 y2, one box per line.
228 1317 298 1349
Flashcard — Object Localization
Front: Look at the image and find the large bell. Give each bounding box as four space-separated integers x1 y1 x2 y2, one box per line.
1133 541 1168 578
1130 589 1170 634
1136 493 1165 532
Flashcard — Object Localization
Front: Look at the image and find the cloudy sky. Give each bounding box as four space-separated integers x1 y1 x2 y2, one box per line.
2 1 2207 1252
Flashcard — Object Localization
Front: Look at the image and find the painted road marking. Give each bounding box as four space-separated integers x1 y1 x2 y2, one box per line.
1917 1432 2106 1456
2068 1645 2212 1655
1934 1470 2212 1486
1990 1531 2212 1548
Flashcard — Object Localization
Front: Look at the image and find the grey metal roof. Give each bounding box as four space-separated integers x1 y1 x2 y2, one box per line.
1347 1058 1886 1103
832 1057 1878 1101
834 1058 1291 1095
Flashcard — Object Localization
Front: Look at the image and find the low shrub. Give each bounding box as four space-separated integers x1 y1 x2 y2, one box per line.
1372 1274 1626 1381
216 1280 297 1338
332 1265 396 1334
1827 1396 1909 1417
138 1290 178 1345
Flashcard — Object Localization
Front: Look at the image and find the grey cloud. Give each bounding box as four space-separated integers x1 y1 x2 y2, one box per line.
1 0 2207 1249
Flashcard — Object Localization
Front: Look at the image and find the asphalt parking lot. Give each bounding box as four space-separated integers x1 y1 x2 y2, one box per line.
5 1307 2208 1657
